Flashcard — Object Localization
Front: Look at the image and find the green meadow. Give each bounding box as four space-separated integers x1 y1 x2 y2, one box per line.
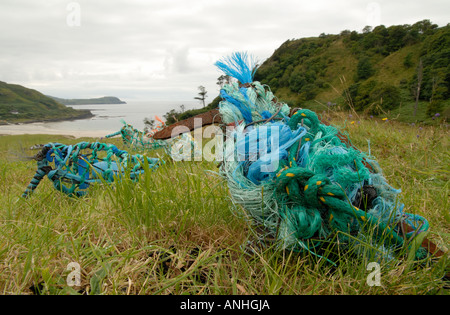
0 112 448 295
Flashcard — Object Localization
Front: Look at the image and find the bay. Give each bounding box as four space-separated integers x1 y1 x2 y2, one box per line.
0 100 199 138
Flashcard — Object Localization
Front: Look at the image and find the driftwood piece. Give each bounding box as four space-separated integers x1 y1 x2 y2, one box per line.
152 109 222 140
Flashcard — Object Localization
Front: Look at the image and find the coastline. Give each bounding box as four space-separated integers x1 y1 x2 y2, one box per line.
0 111 111 138
0 125 111 138
0 110 94 125
0 100 168 138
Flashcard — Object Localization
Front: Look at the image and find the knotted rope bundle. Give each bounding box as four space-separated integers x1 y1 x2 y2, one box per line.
216 52 433 261
273 109 410 254
105 120 201 161
22 141 160 198
105 120 167 151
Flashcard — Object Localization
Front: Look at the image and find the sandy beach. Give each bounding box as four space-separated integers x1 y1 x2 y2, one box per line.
0 123 112 138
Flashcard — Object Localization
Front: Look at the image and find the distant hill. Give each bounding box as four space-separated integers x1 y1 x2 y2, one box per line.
0 81 93 123
254 19 450 123
48 96 126 105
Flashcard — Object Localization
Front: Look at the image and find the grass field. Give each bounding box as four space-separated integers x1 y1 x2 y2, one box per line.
0 112 448 295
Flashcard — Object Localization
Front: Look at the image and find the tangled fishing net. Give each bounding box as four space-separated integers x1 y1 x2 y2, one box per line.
215 52 432 262
22 142 160 198
105 119 167 151
105 119 201 161
22 135 200 198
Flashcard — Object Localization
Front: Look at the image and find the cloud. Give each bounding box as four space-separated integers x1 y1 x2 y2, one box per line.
0 0 449 101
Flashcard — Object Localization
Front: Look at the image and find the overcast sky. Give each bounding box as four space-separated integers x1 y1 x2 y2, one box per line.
0 0 448 104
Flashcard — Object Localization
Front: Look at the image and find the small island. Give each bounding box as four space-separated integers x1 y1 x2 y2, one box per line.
48 96 126 105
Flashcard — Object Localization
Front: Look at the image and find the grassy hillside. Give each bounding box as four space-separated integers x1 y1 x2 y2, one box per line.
0 81 93 123
254 20 450 123
0 114 448 295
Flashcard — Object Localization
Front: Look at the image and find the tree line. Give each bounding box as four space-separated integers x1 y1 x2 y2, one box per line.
254 19 449 118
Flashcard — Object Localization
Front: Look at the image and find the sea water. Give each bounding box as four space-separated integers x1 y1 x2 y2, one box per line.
0 100 199 137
